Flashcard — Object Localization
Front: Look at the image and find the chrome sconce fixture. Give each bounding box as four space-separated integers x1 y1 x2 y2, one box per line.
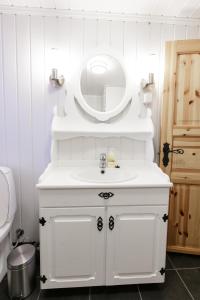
139 53 156 118
148 72 154 85
49 48 65 87
50 68 64 87
141 53 157 91
142 72 154 90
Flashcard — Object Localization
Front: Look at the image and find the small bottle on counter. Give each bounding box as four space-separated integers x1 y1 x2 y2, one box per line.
107 149 117 168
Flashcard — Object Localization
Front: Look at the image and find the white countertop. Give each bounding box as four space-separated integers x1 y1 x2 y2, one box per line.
37 161 172 189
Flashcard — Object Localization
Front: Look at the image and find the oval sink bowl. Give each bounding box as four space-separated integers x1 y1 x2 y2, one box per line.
71 167 137 183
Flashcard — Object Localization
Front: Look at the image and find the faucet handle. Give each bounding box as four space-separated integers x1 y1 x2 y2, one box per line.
100 153 106 160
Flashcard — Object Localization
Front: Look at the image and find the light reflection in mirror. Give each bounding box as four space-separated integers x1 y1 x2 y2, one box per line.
81 55 126 112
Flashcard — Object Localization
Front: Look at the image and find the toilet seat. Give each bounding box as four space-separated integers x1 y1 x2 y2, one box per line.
0 167 16 283
0 168 10 228
0 167 16 228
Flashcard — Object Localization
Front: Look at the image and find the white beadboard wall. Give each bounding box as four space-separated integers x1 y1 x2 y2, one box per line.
0 11 199 242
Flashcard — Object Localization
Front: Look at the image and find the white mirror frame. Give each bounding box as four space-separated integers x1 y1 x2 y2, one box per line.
74 50 132 122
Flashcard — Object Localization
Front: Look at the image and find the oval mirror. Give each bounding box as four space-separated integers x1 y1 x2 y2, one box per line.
80 54 126 112
75 53 132 121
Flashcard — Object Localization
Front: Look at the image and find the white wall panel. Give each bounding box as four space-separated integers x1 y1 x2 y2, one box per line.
2 14 21 237
0 11 199 241
15 15 34 241
97 20 110 48
0 15 6 166
174 24 187 39
30 15 46 241
110 20 124 55
186 25 200 38
44 16 58 161
83 19 97 54
147 23 162 162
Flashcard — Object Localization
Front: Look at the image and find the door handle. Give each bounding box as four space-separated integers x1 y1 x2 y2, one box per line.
162 143 184 167
109 216 114 230
97 217 103 231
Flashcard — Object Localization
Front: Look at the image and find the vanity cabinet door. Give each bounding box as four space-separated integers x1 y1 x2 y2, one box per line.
106 206 168 285
40 207 106 289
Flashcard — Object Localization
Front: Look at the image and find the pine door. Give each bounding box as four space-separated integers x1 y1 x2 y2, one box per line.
40 207 105 289
106 206 168 285
160 40 200 254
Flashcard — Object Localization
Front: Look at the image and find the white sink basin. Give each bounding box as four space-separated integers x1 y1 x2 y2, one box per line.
71 167 137 183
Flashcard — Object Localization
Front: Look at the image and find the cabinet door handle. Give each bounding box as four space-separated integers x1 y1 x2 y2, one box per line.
97 217 103 231
98 192 114 199
109 216 114 230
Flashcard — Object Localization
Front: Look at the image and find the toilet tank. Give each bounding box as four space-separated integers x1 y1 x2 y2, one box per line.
0 168 16 227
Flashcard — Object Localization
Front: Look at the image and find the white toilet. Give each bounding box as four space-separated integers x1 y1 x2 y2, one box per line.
0 167 16 282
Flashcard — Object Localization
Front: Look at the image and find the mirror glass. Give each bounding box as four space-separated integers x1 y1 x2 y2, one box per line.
80 55 126 112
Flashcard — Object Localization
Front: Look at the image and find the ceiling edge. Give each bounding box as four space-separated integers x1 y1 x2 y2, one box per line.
0 5 200 25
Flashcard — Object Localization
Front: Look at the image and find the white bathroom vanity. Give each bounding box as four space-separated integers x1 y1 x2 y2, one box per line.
37 51 172 289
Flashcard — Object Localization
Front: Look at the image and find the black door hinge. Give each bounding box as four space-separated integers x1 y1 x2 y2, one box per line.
162 214 168 222
39 217 46 226
40 275 47 283
160 268 166 275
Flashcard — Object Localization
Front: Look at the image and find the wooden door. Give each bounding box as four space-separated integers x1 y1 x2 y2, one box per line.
40 207 106 289
106 206 168 285
160 40 200 255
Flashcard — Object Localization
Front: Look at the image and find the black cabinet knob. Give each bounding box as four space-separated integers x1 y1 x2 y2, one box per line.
98 192 114 199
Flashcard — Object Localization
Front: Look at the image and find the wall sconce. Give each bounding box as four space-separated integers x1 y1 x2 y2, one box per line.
142 72 154 90
49 48 65 87
50 68 65 87
139 53 157 118
141 53 157 90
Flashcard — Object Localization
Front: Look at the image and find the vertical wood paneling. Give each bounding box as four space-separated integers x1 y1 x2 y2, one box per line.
186 25 200 39
16 15 34 241
137 22 149 80
110 20 124 55
83 19 97 55
44 16 59 164
30 15 46 240
2 14 21 236
133 140 145 160
148 23 162 162
82 137 95 159
120 138 134 160
0 15 6 166
124 21 137 92
175 25 187 39
97 19 110 48
0 12 199 241
70 18 84 158
70 18 84 75
95 138 107 160
57 17 71 116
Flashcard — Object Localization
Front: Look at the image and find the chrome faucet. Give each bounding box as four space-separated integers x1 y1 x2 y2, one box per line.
99 153 106 173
